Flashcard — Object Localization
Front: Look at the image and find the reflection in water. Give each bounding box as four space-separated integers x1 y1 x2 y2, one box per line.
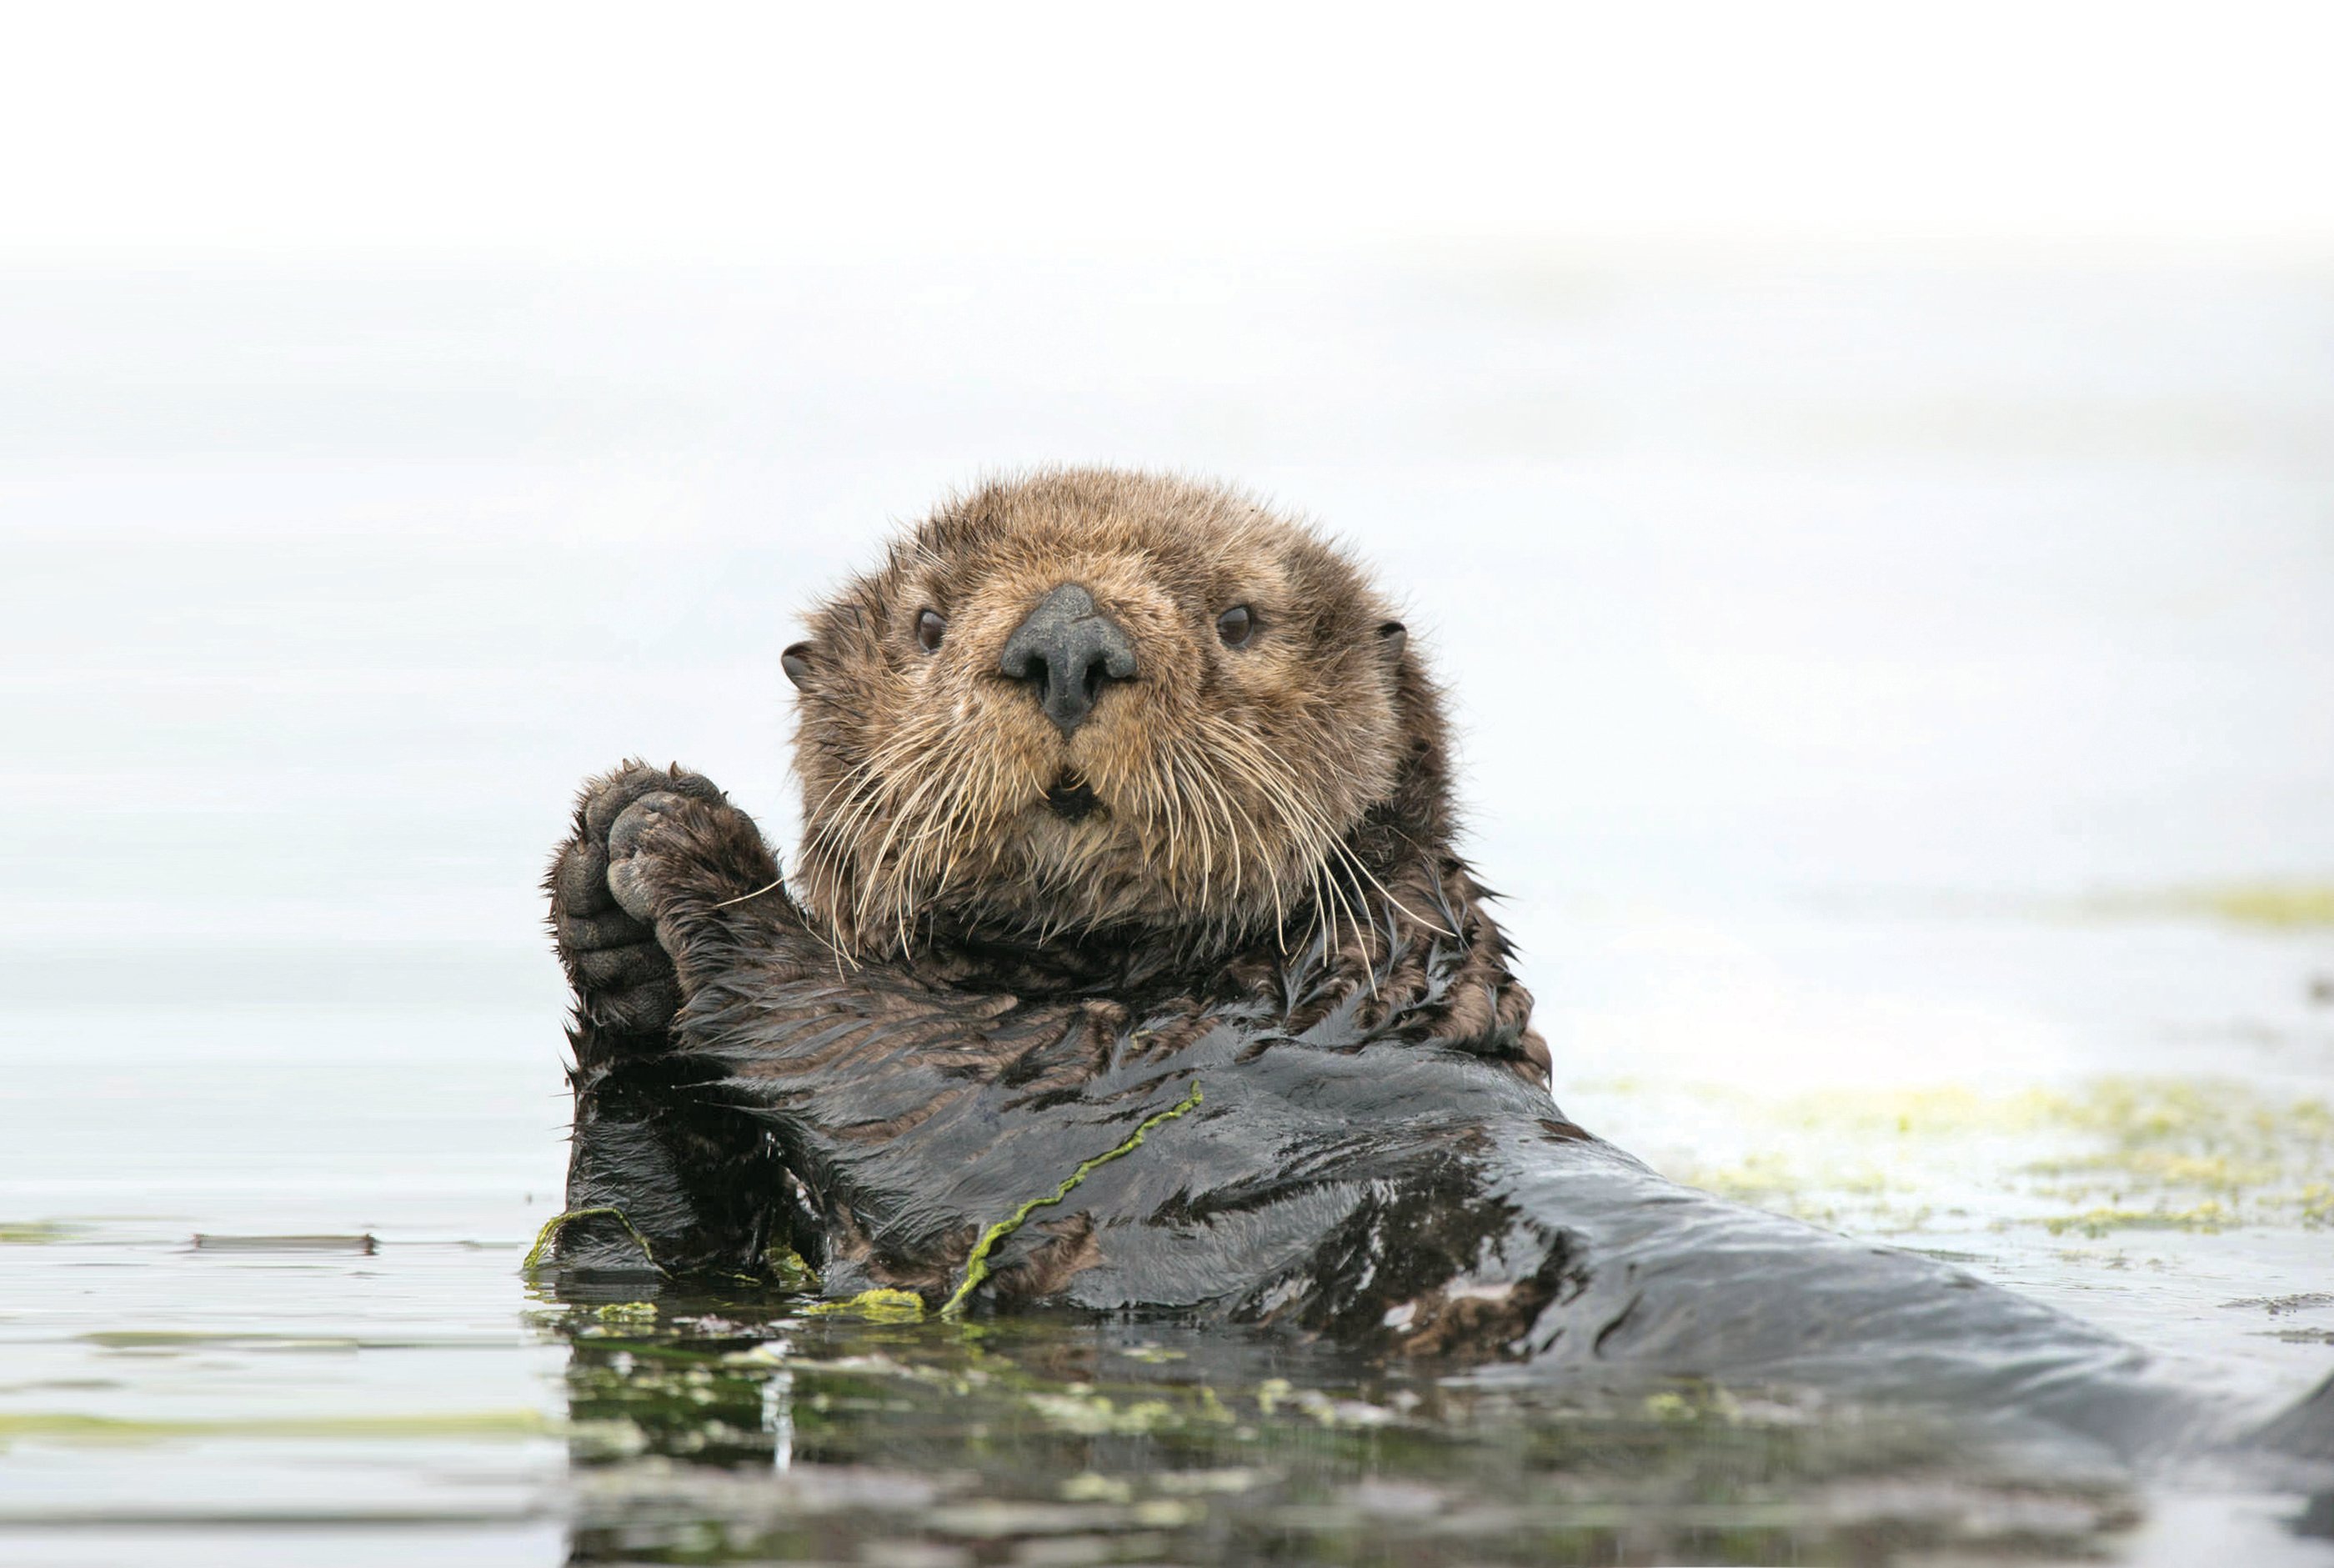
543 1280 2152 1566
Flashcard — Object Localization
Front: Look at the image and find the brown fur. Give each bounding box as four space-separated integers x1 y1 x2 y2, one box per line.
771 468 1547 1082
787 471 1415 959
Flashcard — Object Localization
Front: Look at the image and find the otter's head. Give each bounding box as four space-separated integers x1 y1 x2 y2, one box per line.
780 469 1442 959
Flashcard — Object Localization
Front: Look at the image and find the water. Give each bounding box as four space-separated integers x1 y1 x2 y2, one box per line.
3 255 2331 1562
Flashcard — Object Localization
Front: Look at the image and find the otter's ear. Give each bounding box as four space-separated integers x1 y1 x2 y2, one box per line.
781 641 816 689
1375 621 1407 663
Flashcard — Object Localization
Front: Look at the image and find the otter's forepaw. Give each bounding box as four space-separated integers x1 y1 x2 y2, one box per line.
550 762 771 1037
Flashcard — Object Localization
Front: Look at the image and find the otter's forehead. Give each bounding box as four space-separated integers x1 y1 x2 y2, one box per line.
881 470 1376 624
919 469 1285 555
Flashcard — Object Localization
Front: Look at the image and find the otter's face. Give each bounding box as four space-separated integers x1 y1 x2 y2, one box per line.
779 473 1415 957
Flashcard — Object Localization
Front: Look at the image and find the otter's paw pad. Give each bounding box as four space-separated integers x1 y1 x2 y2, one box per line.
605 791 694 923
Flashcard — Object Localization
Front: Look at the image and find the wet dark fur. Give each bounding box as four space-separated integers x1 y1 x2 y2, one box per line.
546 471 2333 1470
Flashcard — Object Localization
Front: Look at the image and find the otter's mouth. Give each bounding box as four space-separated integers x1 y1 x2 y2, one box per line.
1045 769 1099 822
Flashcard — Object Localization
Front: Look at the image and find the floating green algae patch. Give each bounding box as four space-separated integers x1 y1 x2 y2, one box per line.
762 1241 820 1293
2075 880 2334 929
2021 1080 2334 1227
2041 1202 2235 1238
940 1080 1203 1317
803 1289 928 1323
1020 1390 1187 1435
0 1410 551 1447
1663 1077 2334 1239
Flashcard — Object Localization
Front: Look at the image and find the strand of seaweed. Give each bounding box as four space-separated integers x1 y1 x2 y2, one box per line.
523 1205 662 1274
939 1080 1205 1319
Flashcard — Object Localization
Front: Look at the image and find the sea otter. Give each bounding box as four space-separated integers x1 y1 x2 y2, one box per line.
544 468 2331 1465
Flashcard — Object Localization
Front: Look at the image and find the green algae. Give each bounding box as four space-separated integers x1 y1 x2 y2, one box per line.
1020 1390 1184 1435
0 1410 551 1447
2171 882 2334 929
2076 880 2334 929
2040 1202 2235 1238
1640 1386 1745 1426
761 1241 820 1293
1664 1076 2334 1240
2302 1183 2334 1226
523 1205 660 1275
2021 1080 2334 1230
803 1289 929 1323
939 1080 1203 1318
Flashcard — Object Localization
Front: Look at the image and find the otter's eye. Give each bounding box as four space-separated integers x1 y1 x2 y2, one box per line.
915 609 946 652
1215 605 1254 647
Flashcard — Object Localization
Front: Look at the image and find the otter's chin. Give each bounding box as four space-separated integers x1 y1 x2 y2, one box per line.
1014 785 1135 901
1044 771 1099 822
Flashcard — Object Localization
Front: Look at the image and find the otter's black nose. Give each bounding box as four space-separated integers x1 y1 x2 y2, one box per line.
999 584 1137 736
